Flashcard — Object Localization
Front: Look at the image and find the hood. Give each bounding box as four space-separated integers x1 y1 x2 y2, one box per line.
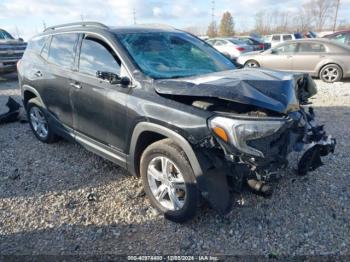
154 68 311 114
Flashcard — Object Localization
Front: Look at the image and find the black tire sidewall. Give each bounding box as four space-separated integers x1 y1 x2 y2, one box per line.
140 140 198 222
320 64 342 83
27 99 56 143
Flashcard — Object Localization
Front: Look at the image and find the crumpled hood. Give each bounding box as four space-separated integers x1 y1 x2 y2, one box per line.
154 68 313 114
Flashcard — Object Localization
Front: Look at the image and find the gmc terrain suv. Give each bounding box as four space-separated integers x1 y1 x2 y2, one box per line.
18 22 336 222
0 29 26 74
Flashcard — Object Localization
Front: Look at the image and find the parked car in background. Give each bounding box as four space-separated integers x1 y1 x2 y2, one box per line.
206 38 253 59
237 39 350 83
0 29 27 74
323 30 350 46
236 36 270 50
264 33 296 47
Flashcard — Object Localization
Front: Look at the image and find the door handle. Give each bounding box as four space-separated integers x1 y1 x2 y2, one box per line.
34 71 42 77
70 82 81 89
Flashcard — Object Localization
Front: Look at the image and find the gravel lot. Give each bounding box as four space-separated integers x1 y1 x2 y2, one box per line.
0 72 349 257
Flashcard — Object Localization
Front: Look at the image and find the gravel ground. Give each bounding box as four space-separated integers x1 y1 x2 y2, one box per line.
0 72 349 257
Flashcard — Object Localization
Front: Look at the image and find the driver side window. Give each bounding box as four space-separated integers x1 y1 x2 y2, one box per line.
79 36 121 77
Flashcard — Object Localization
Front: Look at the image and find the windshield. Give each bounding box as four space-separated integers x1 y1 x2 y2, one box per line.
116 32 235 79
0 30 14 40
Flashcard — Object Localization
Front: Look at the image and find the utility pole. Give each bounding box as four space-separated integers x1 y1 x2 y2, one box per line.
333 0 340 32
211 0 215 23
133 8 136 24
42 20 47 30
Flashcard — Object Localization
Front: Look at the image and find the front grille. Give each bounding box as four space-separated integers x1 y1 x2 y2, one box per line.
0 53 23 60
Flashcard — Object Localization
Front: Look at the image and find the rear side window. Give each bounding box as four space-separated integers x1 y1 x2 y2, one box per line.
27 36 47 54
283 35 293 41
272 35 280 41
78 37 121 77
47 33 79 69
298 43 326 52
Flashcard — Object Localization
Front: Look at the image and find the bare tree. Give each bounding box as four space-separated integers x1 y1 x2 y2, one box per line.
310 0 337 31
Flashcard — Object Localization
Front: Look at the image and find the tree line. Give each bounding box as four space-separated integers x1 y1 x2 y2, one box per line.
205 0 345 37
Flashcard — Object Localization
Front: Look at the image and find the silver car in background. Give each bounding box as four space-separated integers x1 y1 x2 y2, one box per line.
237 39 350 83
206 38 253 60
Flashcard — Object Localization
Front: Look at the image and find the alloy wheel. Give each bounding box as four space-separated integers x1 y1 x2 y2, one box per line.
245 61 259 68
29 107 48 138
322 66 339 82
147 156 186 211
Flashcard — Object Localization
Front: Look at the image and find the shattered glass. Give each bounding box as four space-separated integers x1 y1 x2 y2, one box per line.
117 32 235 79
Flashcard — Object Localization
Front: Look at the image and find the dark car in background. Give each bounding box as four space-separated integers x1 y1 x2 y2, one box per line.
237 36 271 50
0 29 27 74
18 22 335 222
323 30 350 46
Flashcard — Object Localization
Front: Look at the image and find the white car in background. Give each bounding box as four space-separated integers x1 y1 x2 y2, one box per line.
264 34 296 47
206 38 253 59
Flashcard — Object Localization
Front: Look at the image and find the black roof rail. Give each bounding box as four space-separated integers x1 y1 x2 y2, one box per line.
44 21 109 32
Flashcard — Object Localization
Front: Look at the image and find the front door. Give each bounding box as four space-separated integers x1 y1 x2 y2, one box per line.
262 42 297 71
70 34 130 152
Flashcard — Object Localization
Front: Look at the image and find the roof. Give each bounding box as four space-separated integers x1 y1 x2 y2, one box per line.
41 21 179 36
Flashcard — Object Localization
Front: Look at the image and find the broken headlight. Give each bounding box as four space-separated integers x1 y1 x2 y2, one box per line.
209 116 285 157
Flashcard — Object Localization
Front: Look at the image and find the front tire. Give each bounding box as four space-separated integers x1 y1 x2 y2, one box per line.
319 64 342 83
140 139 198 222
27 98 58 143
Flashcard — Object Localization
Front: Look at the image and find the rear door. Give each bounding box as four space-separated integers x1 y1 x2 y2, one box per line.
291 42 327 74
70 34 129 151
261 42 297 70
39 33 79 128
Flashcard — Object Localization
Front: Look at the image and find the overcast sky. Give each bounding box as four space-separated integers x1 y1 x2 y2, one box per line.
1 0 349 40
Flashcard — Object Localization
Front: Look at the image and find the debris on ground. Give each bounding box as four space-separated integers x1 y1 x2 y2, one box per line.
0 97 21 124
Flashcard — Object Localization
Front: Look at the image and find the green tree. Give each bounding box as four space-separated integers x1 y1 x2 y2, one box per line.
206 21 218 38
219 11 235 37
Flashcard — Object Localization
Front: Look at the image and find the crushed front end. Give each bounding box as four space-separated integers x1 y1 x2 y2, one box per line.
199 75 336 213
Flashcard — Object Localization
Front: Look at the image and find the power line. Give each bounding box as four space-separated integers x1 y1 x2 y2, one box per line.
133 8 136 24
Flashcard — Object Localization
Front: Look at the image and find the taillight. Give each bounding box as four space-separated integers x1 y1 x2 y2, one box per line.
259 44 264 49
236 47 245 52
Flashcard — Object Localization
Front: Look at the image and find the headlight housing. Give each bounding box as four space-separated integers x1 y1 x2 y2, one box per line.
209 116 286 157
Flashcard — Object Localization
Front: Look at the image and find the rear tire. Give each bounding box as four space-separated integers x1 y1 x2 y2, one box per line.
27 98 58 143
244 60 260 68
140 139 198 222
319 64 342 83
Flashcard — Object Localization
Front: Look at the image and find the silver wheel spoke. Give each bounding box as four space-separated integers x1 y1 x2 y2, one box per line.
168 187 182 210
147 156 187 211
148 166 164 182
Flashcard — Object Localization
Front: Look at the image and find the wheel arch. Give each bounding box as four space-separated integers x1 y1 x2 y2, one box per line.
127 122 203 178
22 85 46 109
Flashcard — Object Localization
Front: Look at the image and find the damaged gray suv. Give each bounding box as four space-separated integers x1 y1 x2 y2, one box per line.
18 22 336 222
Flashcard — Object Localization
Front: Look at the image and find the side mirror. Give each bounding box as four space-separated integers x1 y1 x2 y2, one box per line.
18 38 24 42
96 71 130 86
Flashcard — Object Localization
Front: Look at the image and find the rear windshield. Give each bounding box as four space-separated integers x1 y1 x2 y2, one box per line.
116 32 235 79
